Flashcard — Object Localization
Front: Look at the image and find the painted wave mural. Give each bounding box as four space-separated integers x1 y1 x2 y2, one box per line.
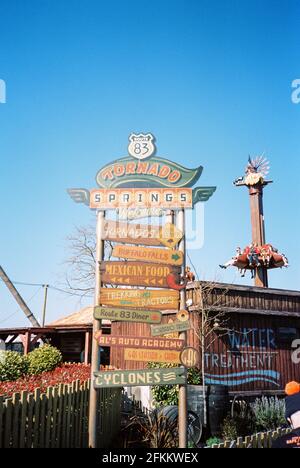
205 370 280 387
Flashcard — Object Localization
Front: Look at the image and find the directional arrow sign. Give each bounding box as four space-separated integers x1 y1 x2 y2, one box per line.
124 348 180 364
101 221 183 249
112 245 183 266
100 261 180 289
94 306 162 324
94 368 187 388
100 288 179 310
151 320 191 337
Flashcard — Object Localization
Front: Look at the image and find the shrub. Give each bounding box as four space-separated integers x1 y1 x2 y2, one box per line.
221 416 238 441
148 363 202 407
0 351 28 382
26 345 62 375
0 363 90 398
206 437 222 447
124 411 178 448
252 396 286 431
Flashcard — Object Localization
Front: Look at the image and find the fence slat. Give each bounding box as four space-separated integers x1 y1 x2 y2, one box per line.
0 378 121 449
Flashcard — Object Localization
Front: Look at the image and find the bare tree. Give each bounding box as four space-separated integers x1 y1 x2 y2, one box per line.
187 280 231 426
64 224 97 296
63 224 114 297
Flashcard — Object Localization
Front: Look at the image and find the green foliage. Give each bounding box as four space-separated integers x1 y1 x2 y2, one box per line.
148 362 202 407
187 367 202 385
252 396 286 431
221 416 238 441
0 351 28 382
206 437 222 447
26 345 62 376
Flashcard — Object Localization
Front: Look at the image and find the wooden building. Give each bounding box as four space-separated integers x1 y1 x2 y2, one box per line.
110 281 300 396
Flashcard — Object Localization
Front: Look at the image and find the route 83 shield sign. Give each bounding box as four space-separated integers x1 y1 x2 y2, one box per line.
128 133 155 160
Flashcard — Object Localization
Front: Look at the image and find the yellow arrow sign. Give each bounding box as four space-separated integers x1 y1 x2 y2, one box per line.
112 244 183 266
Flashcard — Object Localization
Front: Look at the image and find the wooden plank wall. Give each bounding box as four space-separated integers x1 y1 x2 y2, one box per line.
0 381 122 448
110 282 300 394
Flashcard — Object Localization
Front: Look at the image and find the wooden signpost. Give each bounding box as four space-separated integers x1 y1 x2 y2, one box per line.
94 333 184 350
102 220 183 249
94 367 187 389
151 320 191 337
94 306 162 324
100 261 180 288
90 188 193 210
100 287 179 310
112 244 183 266
68 133 216 449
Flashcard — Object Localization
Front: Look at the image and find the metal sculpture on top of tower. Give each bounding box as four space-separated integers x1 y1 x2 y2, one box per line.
220 155 288 287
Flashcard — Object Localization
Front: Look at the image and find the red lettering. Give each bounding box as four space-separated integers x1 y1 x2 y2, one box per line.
168 170 181 183
126 162 137 174
158 165 171 179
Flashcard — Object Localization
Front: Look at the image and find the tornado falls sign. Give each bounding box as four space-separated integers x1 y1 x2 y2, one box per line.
94 368 187 389
100 261 180 288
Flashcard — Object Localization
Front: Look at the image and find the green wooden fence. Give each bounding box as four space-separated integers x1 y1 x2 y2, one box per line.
0 380 122 448
208 427 292 448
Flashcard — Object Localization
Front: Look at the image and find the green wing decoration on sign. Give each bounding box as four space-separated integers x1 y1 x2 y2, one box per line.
67 188 90 206
192 186 217 205
96 156 203 189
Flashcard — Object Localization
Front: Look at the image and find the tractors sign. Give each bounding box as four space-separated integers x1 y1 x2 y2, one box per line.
100 287 179 310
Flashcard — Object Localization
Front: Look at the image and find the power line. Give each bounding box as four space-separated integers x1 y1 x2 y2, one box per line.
0 286 43 325
0 278 93 297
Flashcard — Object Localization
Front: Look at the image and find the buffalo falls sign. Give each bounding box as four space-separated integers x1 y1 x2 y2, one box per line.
67 133 216 209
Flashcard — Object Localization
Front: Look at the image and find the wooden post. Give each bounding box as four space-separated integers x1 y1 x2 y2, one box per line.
84 331 90 365
249 185 268 287
23 331 31 355
88 210 105 448
177 208 188 448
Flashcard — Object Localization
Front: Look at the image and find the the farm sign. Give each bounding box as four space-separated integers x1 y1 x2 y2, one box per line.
94 368 187 388
151 320 191 337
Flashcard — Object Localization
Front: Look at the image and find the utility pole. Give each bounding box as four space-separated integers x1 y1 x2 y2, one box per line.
88 210 105 448
177 208 188 448
42 284 49 327
0 265 41 327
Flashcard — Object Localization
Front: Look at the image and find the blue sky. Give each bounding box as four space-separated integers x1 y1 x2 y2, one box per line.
0 0 299 327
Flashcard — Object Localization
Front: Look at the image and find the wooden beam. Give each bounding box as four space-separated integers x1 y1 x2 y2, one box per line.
84 331 90 365
189 305 300 318
186 281 300 298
